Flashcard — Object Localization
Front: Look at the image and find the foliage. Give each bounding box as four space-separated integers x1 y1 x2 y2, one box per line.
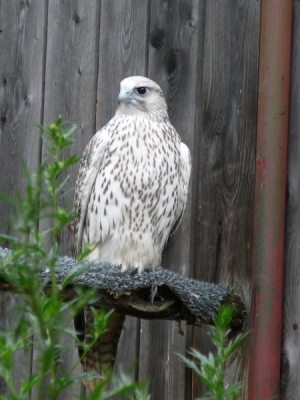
179 306 247 400
0 118 150 400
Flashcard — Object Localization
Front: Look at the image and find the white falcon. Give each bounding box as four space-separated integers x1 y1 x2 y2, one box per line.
72 76 191 391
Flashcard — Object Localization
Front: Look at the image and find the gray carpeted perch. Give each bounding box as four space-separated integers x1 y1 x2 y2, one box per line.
0 247 246 328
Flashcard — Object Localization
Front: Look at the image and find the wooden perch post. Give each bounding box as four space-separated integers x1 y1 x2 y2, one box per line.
0 247 246 329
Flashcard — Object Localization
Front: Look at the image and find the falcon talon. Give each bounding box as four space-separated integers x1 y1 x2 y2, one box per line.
129 268 138 277
150 285 158 302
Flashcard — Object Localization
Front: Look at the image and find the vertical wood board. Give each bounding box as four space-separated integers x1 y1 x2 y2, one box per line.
97 0 150 129
139 2 205 399
281 2 300 399
0 0 46 394
0 0 45 223
39 1 101 398
43 0 101 228
193 1 260 397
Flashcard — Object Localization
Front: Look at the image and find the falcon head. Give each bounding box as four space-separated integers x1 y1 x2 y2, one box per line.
116 76 168 117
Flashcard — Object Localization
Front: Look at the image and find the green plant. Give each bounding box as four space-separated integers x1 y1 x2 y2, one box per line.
0 118 150 400
179 306 247 400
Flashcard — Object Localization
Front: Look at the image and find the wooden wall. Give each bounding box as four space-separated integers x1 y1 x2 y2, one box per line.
0 1 298 399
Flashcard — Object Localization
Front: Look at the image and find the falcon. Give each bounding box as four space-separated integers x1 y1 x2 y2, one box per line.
71 76 191 391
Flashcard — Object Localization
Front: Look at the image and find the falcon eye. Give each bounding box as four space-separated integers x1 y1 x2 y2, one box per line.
136 86 148 95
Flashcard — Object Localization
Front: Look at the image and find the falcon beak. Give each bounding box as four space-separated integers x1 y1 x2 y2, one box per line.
118 88 133 104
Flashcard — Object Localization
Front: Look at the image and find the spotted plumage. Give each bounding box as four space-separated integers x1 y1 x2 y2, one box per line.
71 76 191 391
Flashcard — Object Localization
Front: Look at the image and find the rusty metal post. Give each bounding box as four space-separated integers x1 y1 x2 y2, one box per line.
249 1 293 399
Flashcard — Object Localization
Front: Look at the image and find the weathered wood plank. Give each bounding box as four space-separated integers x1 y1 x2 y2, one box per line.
0 1 45 227
194 1 260 397
96 2 150 398
97 0 150 128
281 2 300 399
0 0 46 394
43 0 101 231
138 2 205 399
40 1 101 398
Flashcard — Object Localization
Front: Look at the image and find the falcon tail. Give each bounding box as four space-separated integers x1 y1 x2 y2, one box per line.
75 309 125 392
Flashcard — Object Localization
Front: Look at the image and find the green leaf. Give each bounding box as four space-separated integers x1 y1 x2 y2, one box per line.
20 375 39 394
179 306 247 400
0 192 16 206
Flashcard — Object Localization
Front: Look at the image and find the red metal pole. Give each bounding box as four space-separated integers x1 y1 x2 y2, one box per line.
248 1 292 399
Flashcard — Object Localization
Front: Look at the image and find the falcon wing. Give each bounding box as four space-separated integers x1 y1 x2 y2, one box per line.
71 126 125 392
170 142 191 236
71 128 109 258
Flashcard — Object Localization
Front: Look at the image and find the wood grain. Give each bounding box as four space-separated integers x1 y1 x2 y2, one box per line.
281 2 300 399
97 0 150 128
43 0 101 246
0 0 46 394
194 1 260 397
139 2 205 399
0 1 45 230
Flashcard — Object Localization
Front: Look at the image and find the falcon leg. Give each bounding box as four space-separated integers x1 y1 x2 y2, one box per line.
82 309 126 392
